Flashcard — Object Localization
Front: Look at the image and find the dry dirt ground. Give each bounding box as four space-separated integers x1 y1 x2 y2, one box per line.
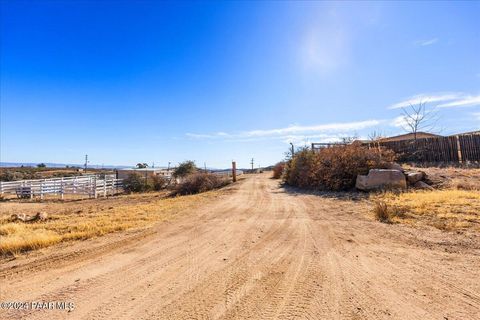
1 174 480 320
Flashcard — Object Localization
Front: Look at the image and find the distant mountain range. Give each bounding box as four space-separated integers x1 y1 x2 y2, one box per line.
1 162 271 171
0 162 131 169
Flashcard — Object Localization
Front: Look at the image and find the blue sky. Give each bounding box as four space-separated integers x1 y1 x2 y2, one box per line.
1 1 479 168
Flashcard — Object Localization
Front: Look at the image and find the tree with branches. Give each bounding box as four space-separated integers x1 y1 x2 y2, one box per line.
400 101 438 141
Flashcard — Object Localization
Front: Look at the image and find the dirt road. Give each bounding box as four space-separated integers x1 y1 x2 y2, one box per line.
1 174 479 319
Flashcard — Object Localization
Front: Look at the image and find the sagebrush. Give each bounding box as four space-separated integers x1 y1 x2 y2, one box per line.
123 173 168 193
272 162 285 179
175 173 230 195
284 145 395 191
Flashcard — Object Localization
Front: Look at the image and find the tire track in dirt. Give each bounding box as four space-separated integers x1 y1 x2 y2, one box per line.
1 174 479 320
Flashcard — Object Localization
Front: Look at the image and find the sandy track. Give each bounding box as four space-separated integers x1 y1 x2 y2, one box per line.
1 174 479 319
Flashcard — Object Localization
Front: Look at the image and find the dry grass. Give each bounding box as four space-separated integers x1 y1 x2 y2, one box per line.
0 190 224 256
373 201 392 223
373 189 480 231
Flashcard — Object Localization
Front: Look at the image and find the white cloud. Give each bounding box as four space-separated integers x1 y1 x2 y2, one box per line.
387 92 463 109
186 120 382 144
437 95 480 108
244 120 381 137
415 38 438 46
388 92 480 110
391 115 408 128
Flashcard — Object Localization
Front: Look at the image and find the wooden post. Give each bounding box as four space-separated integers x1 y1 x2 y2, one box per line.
232 161 237 182
456 135 463 163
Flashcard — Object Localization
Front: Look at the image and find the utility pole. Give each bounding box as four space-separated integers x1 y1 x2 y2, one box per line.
167 162 171 173
290 142 295 158
84 154 88 173
250 158 254 171
152 162 155 168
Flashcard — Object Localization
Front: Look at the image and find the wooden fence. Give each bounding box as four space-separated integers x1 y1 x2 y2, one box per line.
0 174 123 199
367 134 480 163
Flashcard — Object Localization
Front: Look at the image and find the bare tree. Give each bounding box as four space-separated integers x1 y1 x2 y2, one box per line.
368 130 385 142
340 133 359 144
400 102 438 141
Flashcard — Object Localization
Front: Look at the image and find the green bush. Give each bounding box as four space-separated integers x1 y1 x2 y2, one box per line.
175 173 230 195
284 144 395 191
173 161 197 178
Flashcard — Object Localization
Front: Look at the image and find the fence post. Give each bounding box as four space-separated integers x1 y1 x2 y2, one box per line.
456 136 463 163
61 178 64 200
232 161 237 182
103 177 107 197
94 176 98 199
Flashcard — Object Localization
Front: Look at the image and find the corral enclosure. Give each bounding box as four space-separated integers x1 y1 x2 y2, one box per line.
0 174 122 199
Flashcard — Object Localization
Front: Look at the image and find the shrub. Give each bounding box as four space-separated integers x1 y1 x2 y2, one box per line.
173 161 197 178
175 173 230 195
151 175 168 191
373 201 391 223
123 173 169 193
272 162 285 179
123 173 149 193
284 144 395 191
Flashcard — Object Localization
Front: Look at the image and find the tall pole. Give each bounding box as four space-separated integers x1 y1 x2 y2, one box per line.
167 162 171 173
250 158 254 171
232 161 237 182
290 143 295 158
84 154 88 173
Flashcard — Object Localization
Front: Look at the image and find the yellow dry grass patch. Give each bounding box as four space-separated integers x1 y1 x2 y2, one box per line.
0 191 220 256
374 189 480 231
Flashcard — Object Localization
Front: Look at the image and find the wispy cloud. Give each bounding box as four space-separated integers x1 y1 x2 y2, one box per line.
437 95 480 108
388 92 480 109
391 115 408 128
414 38 438 46
186 120 382 144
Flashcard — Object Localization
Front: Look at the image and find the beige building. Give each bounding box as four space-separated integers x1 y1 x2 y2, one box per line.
117 168 171 180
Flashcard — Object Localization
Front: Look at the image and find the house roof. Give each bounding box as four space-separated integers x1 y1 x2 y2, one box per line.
377 132 441 142
450 130 480 136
